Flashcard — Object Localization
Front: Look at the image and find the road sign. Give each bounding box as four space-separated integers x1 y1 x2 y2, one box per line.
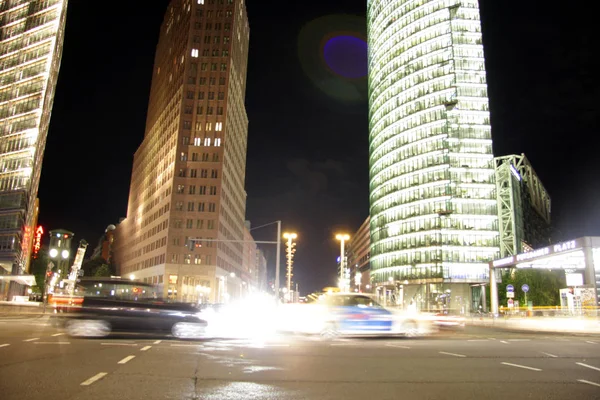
506 291 514 298
521 284 529 293
508 299 514 307
506 284 514 292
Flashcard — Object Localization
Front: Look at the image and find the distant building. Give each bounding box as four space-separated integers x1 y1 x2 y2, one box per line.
0 2 69 298
255 248 267 292
90 224 116 263
348 217 370 292
113 0 251 304
241 221 257 293
495 154 552 257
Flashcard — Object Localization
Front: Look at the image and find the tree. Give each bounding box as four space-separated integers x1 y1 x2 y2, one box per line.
497 269 565 306
94 264 113 277
29 251 51 293
81 257 108 277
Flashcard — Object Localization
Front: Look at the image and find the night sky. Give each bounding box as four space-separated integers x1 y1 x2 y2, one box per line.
38 1 597 294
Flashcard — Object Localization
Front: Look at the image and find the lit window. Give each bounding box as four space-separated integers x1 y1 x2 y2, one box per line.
194 137 202 146
205 138 211 146
191 49 199 58
198 0 204 4
215 138 221 146
215 122 222 131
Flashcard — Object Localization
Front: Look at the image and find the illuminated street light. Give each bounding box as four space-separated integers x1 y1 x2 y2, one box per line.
49 248 58 258
335 234 350 291
61 250 69 259
283 232 297 301
129 274 135 281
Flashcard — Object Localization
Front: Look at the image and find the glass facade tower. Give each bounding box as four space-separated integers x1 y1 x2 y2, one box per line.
0 1 69 296
367 0 499 308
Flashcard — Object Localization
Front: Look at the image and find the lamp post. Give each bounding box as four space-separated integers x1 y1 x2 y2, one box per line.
335 234 350 291
283 232 297 302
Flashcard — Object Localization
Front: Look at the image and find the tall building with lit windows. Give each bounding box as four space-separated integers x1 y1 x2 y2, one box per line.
367 0 498 312
114 0 251 303
0 0 68 299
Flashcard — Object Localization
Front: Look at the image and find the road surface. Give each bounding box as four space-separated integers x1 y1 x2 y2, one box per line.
1 315 599 399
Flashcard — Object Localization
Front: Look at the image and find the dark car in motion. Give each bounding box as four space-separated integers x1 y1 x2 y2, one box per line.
56 277 206 339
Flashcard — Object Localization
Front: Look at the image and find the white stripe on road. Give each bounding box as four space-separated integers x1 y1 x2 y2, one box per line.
439 351 466 358
578 379 600 388
140 346 152 351
23 338 39 342
101 343 137 346
80 372 108 386
51 333 65 337
540 352 558 358
0 344 9 348
153 340 162 344
34 342 70 345
576 362 600 372
386 344 411 349
500 340 509 344
585 341 597 344
501 362 542 371
117 355 135 364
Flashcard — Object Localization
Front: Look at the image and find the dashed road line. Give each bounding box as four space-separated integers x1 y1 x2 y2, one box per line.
153 340 162 344
0 344 9 348
117 355 136 364
386 344 411 349
439 351 467 358
585 341 597 345
540 352 558 358
23 338 39 342
576 362 600 372
501 362 542 372
80 372 108 386
578 379 600 388
500 340 509 344
140 346 152 351
51 333 65 337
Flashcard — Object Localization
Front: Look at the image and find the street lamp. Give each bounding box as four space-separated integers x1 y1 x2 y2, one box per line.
283 232 297 301
335 234 350 291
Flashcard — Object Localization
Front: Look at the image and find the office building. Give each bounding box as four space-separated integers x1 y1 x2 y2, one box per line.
348 216 371 292
367 0 498 312
0 0 69 298
114 0 250 303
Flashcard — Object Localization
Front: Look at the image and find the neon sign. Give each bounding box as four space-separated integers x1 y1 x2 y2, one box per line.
33 225 43 257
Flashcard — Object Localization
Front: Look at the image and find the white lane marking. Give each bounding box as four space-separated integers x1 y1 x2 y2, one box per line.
80 372 108 386
51 333 65 337
501 362 542 371
140 346 152 351
578 379 600 388
386 344 411 349
507 339 531 342
500 340 509 344
34 342 70 345
117 355 136 364
585 341 597 344
100 343 137 346
0 344 10 348
576 362 600 372
23 338 39 342
153 340 162 344
439 351 467 358
540 352 558 358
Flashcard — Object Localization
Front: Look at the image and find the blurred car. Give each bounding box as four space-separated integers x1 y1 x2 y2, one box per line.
57 277 207 339
278 293 429 338
431 312 466 329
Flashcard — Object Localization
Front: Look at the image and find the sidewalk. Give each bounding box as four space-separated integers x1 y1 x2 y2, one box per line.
468 315 600 334
0 301 47 318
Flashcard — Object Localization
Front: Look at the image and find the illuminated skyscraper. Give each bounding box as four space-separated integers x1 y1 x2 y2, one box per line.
367 0 498 311
114 0 251 303
0 1 69 297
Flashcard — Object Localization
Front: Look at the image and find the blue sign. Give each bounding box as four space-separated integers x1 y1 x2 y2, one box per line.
522 284 529 293
336 256 341 263
506 284 514 292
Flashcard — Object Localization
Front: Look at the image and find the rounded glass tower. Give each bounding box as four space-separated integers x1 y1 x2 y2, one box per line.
367 0 499 310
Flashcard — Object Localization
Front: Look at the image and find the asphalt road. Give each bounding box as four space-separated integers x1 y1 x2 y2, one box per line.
1 316 600 400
